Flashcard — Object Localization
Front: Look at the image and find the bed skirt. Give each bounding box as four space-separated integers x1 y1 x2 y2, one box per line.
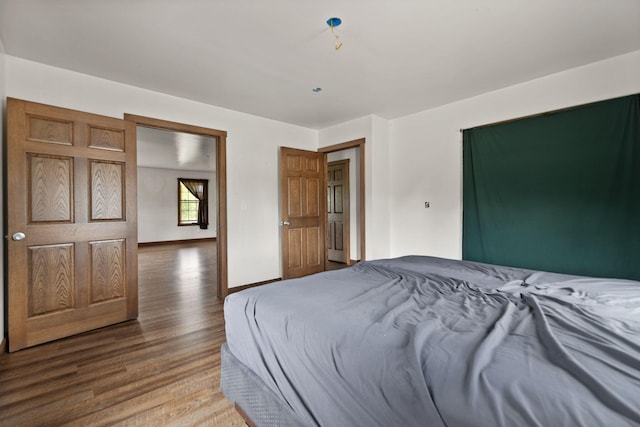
220 343 308 427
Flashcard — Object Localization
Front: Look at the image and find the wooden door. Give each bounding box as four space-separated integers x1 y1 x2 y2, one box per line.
7 98 138 352
327 160 350 263
280 147 325 279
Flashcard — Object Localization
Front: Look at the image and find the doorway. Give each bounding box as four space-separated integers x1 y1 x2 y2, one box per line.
124 114 228 298
320 139 365 266
327 159 350 264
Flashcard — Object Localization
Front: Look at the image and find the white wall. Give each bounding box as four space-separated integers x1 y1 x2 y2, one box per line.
138 167 216 243
319 115 391 261
4 49 639 300
0 39 5 348
370 115 391 260
5 56 318 288
388 50 640 260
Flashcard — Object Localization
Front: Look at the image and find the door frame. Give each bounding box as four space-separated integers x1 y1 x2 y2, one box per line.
123 114 228 298
319 138 365 264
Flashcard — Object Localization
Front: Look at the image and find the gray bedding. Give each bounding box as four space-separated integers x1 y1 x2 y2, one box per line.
224 256 640 426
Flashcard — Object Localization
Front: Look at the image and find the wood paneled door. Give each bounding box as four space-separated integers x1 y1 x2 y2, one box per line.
6 98 138 352
279 147 325 279
327 160 350 263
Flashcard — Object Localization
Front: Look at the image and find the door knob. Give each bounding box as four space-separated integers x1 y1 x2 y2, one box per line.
12 232 26 241
282 221 290 226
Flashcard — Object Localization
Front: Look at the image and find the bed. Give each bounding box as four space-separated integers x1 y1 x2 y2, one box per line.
221 256 640 426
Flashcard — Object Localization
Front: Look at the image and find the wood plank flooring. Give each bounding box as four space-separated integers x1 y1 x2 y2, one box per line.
0 241 245 426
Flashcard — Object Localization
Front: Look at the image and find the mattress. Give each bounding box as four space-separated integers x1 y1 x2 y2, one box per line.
223 256 640 426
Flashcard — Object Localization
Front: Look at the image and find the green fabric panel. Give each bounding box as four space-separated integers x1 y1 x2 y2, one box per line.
463 95 640 280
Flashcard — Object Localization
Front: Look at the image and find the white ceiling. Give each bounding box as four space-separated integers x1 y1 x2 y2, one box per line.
1 0 639 129
137 126 216 172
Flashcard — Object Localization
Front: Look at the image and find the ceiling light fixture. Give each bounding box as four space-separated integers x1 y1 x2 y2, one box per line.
327 17 343 50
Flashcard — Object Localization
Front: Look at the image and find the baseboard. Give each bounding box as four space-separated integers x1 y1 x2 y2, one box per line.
227 261 361 295
228 278 281 294
138 237 216 247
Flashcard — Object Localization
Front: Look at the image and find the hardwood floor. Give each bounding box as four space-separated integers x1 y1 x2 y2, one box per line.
0 241 245 426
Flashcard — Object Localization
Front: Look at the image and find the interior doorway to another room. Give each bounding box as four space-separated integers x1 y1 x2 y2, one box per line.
321 139 365 268
125 114 228 298
327 159 350 265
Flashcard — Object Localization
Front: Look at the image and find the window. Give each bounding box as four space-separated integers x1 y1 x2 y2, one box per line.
178 178 209 228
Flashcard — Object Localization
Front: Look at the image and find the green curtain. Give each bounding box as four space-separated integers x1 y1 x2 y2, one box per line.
463 94 640 280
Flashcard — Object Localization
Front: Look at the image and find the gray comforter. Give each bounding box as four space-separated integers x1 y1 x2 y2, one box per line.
224 256 640 426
